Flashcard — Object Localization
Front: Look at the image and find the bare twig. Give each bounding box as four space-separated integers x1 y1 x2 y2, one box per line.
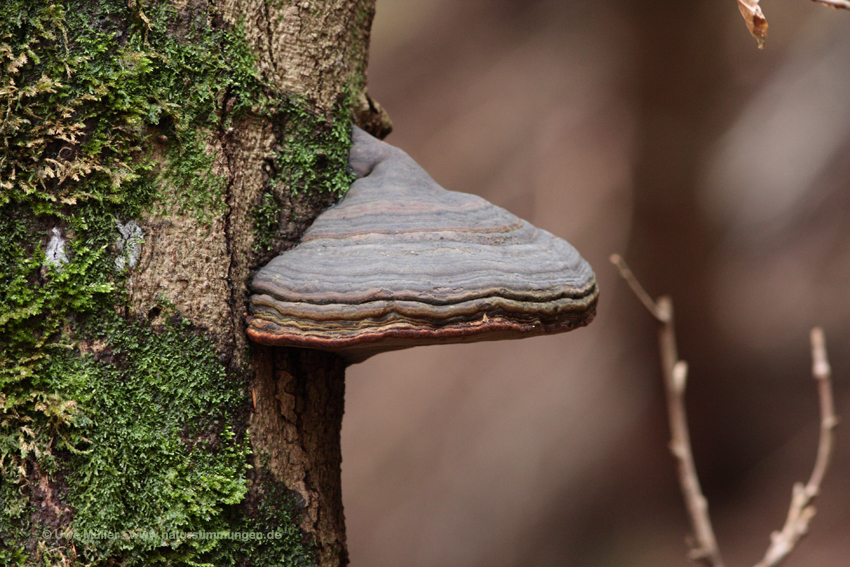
611 255 838 567
811 0 850 9
610 254 725 567
608 254 663 321
753 327 838 567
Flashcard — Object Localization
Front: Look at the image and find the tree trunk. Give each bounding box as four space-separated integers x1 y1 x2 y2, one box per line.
0 0 387 565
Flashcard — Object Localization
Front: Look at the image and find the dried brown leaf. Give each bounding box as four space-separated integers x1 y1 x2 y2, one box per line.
738 0 768 48
6 52 28 74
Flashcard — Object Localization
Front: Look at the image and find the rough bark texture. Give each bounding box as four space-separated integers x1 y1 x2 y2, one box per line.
142 1 379 564
132 0 385 356
126 4 377 562
222 0 363 106
0 0 384 564
251 347 347 566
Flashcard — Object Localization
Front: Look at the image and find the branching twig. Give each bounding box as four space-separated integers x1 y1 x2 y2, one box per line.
753 328 838 567
611 254 725 567
611 254 838 567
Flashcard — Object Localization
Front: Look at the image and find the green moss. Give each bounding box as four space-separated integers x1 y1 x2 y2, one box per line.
0 0 338 564
49 313 251 564
204 470 316 567
1 309 319 566
253 91 356 253
253 188 282 252
0 475 29 566
0 0 266 222
0 0 270 382
0 0 263 441
273 93 355 200
232 483 316 567
0 207 117 372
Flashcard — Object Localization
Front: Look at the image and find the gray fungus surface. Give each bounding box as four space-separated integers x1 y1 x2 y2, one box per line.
246 127 598 363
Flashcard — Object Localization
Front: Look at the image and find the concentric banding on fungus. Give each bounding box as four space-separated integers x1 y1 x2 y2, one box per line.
246 127 598 363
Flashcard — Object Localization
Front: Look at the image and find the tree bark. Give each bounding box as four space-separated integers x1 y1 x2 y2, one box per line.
251 347 348 566
0 0 386 565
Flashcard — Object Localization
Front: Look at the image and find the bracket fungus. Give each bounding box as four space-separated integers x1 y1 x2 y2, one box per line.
246 127 598 363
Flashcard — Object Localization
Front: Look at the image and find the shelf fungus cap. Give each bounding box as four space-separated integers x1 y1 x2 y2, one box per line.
246 127 598 363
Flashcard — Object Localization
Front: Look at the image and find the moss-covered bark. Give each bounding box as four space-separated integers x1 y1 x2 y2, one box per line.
0 0 385 565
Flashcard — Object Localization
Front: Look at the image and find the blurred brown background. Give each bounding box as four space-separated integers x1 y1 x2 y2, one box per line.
341 1 850 565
